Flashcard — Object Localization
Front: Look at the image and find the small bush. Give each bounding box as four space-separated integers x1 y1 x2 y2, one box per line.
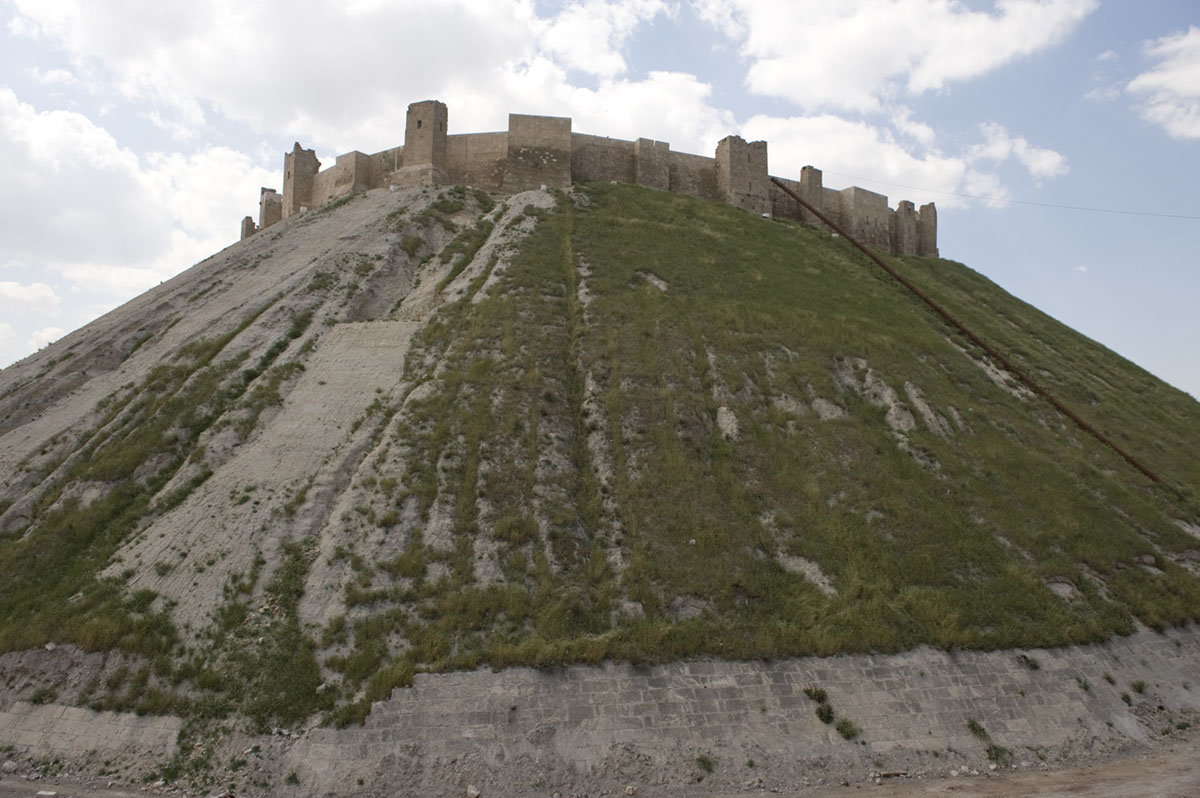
803 686 827 703
1131 680 1147 694
966 718 989 740
401 236 423 257
836 719 860 740
815 703 834 724
696 755 714 773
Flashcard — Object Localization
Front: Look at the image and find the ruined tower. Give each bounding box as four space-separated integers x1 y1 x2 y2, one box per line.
716 136 770 215
259 188 283 230
282 143 320 219
401 100 449 186
890 200 919 256
917 203 938 258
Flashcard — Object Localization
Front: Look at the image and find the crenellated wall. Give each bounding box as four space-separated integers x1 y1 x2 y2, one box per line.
243 99 939 258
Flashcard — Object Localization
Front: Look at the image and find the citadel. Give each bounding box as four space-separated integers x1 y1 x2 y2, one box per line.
242 99 938 258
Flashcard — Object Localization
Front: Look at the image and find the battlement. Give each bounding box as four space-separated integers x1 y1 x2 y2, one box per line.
242 100 938 258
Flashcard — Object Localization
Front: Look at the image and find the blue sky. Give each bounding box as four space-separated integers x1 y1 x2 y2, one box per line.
1 0 1197 397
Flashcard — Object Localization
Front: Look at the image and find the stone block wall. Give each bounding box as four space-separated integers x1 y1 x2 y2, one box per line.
273 626 1200 797
504 113 572 193
260 99 939 257
570 134 635 184
839 186 893 252
669 151 720 201
311 150 371 208
368 146 404 188
446 133 509 191
634 137 670 190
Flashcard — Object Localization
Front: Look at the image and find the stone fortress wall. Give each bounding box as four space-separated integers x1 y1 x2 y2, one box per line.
241 100 938 258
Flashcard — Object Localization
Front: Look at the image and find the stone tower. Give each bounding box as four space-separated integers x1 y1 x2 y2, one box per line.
402 100 449 186
716 136 770 215
891 200 918 256
282 143 320 219
917 203 938 258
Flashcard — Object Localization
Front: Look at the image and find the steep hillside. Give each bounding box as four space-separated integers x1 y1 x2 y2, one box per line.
0 181 1197 740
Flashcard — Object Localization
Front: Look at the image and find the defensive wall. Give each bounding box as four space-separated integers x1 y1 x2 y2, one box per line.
241 99 938 258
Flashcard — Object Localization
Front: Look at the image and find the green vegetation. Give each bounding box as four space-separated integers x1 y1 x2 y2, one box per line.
309 181 1200 725
1 180 1198 736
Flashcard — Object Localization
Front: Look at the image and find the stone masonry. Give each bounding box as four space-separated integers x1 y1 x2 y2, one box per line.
6 626 1196 796
242 100 939 259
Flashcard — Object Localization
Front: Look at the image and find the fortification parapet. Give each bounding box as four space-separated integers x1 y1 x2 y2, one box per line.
240 216 256 240
247 99 938 258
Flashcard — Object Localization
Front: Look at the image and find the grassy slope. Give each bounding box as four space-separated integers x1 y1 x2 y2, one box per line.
1 181 1198 738
318 182 1199 724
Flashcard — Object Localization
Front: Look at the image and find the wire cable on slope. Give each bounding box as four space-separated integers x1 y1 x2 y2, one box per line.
769 176 1183 499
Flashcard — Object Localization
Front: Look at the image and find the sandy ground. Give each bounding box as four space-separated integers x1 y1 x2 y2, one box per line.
3 738 1200 798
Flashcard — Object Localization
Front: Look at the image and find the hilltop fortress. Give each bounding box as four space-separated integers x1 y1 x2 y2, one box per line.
241 100 938 257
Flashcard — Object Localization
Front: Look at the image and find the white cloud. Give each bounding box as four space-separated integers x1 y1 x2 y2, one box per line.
962 170 1010 208
1073 265 1088 273
0 281 60 314
969 122 1068 180
28 327 64 351
0 88 275 298
539 0 673 78
1095 49 1118 62
1085 85 1121 103
695 0 1098 112
891 107 936 147
0 323 13 345
1127 26 1200 140
29 66 78 86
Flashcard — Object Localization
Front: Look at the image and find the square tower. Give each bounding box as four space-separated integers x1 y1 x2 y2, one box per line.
716 136 770 215
402 100 449 185
917 203 938 258
282 143 320 219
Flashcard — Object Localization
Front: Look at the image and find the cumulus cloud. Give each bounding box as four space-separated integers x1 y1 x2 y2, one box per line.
963 170 1010 208
0 88 275 298
1127 26 1200 140
695 0 1098 112
539 0 673 78
969 122 1068 180
28 327 65 351
0 323 13 345
0 281 60 314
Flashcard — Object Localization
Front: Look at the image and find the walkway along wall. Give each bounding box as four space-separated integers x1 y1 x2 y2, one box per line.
243 100 938 259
